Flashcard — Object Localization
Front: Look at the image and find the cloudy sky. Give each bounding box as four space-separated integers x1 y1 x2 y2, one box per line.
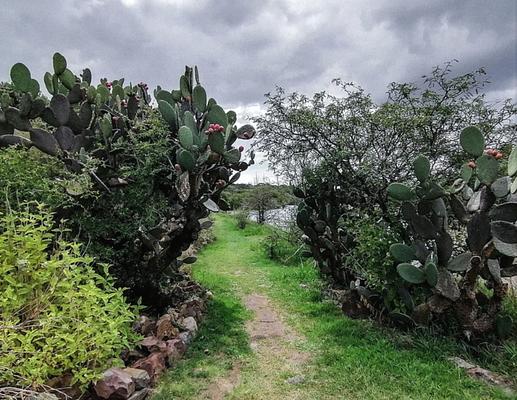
1 0 516 182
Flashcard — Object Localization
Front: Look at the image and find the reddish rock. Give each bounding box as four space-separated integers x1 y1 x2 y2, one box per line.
156 314 179 340
139 336 166 353
132 353 166 384
179 298 205 319
164 338 185 365
167 338 187 356
94 368 135 399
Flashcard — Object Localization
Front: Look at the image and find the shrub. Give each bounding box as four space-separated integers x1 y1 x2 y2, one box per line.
261 221 305 266
0 205 140 388
383 127 517 337
345 214 401 291
0 147 86 213
235 210 249 229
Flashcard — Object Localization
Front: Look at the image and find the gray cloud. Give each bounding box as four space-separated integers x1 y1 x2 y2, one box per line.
1 0 514 104
1 0 515 182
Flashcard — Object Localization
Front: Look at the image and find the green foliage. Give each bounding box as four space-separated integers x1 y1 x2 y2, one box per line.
0 53 256 310
235 210 249 229
345 215 402 291
0 206 140 388
385 136 517 337
387 183 415 201
0 147 87 212
460 126 485 156
222 183 296 210
261 225 303 266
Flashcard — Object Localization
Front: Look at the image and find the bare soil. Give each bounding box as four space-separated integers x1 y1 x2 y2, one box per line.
204 293 310 399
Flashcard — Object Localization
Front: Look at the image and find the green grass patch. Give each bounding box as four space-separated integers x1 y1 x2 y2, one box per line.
153 214 515 399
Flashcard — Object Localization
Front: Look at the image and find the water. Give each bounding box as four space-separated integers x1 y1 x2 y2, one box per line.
248 205 297 229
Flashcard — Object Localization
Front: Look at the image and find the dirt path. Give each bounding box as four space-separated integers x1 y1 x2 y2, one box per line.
204 293 310 399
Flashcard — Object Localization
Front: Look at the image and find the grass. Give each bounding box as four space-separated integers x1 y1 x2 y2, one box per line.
153 214 516 399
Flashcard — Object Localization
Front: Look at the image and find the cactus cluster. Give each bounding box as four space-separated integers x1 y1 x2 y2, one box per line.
154 65 256 209
0 52 149 190
293 169 366 287
0 54 255 310
386 126 516 337
294 125 515 338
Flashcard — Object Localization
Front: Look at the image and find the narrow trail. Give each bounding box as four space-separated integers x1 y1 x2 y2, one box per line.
153 215 512 400
205 293 310 399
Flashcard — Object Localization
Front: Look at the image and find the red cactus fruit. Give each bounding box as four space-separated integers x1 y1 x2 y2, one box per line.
468 161 476 169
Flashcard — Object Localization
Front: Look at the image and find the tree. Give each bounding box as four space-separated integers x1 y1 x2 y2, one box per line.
253 61 516 212
244 184 290 224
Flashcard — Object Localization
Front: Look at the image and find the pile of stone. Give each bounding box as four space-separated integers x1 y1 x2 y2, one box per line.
92 294 208 400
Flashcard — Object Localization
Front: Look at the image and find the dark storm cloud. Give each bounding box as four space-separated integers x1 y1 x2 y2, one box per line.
1 0 515 108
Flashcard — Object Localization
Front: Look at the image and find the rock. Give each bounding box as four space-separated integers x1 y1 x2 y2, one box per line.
164 339 185 365
167 337 187 356
44 373 82 398
435 269 460 301
127 388 150 400
411 303 431 325
286 375 305 385
121 349 146 364
448 356 475 370
178 331 193 345
448 356 515 396
179 297 205 319
94 367 135 399
132 353 166 384
134 316 156 336
139 336 166 353
341 290 370 319
182 316 198 334
427 294 451 313
156 314 180 340
123 368 150 389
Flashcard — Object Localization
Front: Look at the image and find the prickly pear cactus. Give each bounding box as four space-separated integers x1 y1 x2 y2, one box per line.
0 55 256 310
293 165 367 287
386 126 516 338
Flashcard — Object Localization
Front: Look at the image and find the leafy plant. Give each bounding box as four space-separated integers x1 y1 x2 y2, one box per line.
0 146 90 213
345 214 402 292
235 210 249 229
0 205 140 388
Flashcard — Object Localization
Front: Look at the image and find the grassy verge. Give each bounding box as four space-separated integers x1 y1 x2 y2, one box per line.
153 214 515 399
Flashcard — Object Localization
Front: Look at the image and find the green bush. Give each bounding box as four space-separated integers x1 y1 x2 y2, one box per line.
70 112 173 300
345 214 401 291
0 205 140 388
261 222 304 266
235 210 249 229
0 147 86 212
